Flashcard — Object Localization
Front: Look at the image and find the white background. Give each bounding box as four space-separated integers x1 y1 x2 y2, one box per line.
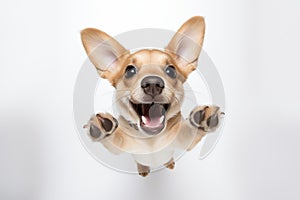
1 0 300 199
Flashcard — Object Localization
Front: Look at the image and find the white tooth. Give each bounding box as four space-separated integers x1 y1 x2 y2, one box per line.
142 116 147 124
159 116 164 123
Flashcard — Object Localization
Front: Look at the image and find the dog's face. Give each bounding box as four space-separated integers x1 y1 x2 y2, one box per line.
81 16 205 136
114 49 185 135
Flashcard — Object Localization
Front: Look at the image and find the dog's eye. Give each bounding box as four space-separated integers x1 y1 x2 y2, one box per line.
125 65 137 78
165 65 177 78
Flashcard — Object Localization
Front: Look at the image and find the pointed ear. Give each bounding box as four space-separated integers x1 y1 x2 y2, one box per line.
81 28 129 84
165 16 205 77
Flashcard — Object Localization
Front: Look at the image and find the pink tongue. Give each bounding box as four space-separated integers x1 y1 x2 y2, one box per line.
144 104 164 128
144 116 161 127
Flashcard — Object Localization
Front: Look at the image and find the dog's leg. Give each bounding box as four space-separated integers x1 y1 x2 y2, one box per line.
137 163 150 177
164 157 175 170
176 105 224 151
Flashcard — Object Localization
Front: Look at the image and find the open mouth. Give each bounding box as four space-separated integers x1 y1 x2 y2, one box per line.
130 101 170 135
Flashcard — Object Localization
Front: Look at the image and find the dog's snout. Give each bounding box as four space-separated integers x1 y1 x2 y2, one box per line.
141 76 164 96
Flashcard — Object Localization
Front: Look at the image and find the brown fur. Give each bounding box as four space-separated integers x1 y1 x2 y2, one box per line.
137 163 150 177
164 157 175 170
81 16 223 176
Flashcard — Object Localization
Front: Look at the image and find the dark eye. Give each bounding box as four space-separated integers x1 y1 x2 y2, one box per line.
125 65 137 78
165 65 176 78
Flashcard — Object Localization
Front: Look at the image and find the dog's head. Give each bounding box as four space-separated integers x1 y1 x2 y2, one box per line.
81 16 205 136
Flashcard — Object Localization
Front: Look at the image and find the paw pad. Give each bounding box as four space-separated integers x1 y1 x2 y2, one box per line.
96 114 113 132
89 124 102 139
207 114 219 128
193 109 205 124
190 105 223 132
84 113 118 141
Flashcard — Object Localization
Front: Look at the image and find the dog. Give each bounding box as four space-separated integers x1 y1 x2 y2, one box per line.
81 16 223 177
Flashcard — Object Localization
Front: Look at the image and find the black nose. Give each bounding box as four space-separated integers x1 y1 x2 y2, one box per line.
141 76 164 96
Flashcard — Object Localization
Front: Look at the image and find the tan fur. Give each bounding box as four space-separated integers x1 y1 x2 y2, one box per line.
81 16 222 175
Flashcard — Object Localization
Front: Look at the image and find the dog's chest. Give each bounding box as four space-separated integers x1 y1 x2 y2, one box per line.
120 121 177 167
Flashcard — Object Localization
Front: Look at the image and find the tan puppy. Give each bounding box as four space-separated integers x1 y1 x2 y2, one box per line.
81 16 223 177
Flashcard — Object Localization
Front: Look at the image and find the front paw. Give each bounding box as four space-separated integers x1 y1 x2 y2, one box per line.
83 113 118 141
189 105 224 132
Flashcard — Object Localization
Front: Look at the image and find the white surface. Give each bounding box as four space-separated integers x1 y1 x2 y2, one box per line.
1 0 300 200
